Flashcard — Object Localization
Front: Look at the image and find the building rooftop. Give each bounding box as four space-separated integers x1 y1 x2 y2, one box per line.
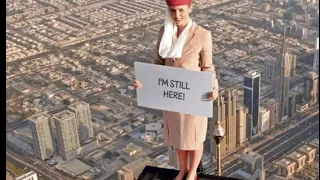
14 171 37 180
277 158 296 168
59 158 91 176
240 150 262 164
266 98 278 105
53 110 75 121
145 123 162 131
298 144 316 154
309 138 319 148
244 71 260 78
288 151 306 160
260 107 269 113
28 113 50 123
68 101 89 110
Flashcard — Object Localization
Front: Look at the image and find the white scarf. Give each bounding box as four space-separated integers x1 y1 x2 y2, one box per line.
159 7 193 59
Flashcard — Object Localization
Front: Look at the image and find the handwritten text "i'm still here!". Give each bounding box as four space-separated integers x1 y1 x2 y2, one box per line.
158 78 191 100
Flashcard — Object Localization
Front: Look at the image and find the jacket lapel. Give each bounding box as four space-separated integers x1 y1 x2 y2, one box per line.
183 22 198 53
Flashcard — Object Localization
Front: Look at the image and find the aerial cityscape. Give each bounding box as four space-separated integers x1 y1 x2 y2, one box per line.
6 0 319 179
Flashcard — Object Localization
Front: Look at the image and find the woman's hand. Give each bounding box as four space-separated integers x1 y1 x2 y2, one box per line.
133 80 142 89
207 88 218 101
208 77 219 101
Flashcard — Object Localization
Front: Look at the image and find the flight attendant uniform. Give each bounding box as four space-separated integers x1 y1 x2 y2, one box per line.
154 22 218 150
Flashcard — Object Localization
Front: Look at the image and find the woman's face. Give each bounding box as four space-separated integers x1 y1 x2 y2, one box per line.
169 4 192 27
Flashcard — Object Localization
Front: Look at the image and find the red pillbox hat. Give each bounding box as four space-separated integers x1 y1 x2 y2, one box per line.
165 0 192 6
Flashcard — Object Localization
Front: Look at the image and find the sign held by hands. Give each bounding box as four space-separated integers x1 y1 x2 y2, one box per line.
134 62 214 117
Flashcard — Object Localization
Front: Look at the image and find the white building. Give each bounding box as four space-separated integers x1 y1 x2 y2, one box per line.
259 108 270 133
14 171 38 180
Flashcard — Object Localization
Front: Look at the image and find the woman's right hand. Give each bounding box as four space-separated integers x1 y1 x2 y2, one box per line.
133 80 142 89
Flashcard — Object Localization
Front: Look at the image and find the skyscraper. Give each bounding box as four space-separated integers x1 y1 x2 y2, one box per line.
288 92 297 118
223 89 237 153
265 98 279 128
53 110 80 160
29 113 55 160
304 72 319 105
236 104 248 147
68 101 94 143
210 89 238 160
259 108 270 133
243 71 261 140
274 33 291 121
290 55 297 77
264 55 277 82
314 37 319 72
210 92 227 160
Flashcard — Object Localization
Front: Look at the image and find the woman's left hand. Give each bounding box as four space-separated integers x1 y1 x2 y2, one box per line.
207 88 218 101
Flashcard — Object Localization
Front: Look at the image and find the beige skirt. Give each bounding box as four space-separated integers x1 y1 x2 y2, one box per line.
163 111 208 150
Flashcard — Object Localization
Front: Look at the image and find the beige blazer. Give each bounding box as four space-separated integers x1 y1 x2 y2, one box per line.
154 22 219 150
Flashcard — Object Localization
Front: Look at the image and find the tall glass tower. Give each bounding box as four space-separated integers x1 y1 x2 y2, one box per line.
243 71 261 139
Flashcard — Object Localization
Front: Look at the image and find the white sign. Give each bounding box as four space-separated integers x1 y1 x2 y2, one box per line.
134 62 214 117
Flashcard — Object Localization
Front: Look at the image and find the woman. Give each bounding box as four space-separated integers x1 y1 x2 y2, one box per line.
134 0 218 179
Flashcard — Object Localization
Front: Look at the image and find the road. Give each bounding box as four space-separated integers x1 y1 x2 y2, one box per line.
264 132 319 169
6 152 57 180
6 145 70 180
204 113 319 176
149 146 168 159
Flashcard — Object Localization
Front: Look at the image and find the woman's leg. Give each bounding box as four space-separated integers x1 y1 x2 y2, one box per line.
175 148 189 180
186 143 204 180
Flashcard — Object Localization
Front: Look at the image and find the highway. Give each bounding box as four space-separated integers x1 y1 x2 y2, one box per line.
204 114 319 176
149 146 168 159
264 132 319 169
6 145 70 180
6 152 57 180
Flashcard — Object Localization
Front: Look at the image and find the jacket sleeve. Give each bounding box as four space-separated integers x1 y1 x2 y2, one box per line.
154 26 165 65
200 31 219 91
